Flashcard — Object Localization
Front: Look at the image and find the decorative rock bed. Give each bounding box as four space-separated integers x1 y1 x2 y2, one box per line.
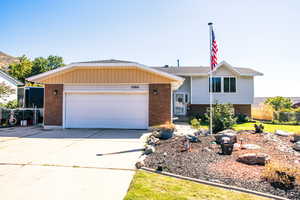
144 130 300 200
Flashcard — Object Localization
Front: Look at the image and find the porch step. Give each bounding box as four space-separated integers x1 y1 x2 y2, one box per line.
173 116 189 122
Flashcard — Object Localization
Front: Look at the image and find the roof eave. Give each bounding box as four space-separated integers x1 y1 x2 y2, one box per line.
26 62 184 83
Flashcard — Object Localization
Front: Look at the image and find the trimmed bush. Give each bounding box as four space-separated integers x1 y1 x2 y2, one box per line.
190 118 201 129
205 103 237 133
236 113 250 123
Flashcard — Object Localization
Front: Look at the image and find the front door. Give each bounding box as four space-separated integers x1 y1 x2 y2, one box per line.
174 93 187 116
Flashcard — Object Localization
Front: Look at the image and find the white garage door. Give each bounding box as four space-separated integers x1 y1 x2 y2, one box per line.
65 93 148 129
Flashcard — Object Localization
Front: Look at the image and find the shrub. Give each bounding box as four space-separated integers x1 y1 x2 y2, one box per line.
236 113 250 123
262 162 300 189
5 100 19 109
190 118 201 129
294 107 300 113
205 103 237 133
254 123 264 133
274 111 297 122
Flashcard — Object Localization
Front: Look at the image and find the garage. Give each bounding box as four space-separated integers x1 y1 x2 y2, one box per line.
26 59 183 129
64 93 148 129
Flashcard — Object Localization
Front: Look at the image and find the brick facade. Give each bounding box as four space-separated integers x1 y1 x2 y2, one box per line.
189 104 252 117
44 84 63 126
149 84 171 126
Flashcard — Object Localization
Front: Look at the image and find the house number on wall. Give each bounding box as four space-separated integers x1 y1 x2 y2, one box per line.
131 85 140 89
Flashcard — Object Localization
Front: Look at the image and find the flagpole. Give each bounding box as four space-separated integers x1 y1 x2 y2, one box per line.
208 22 213 135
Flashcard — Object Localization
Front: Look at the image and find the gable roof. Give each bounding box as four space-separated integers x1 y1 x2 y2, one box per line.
0 70 23 86
73 59 138 64
153 61 263 76
27 59 184 84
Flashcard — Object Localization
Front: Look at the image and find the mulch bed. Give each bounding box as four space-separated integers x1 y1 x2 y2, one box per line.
144 131 300 200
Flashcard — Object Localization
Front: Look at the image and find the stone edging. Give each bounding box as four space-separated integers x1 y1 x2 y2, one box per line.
140 167 289 200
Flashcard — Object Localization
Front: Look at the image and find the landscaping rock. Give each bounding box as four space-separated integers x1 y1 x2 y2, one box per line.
275 130 293 137
241 144 261 150
186 135 200 143
233 143 241 151
146 135 160 146
215 130 237 144
293 141 300 151
194 128 209 136
237 153 270 165
293 135 300 142
135 155 147 169
144 145 155 155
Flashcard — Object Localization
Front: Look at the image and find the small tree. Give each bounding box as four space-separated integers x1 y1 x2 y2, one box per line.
8 55 32 82
265 96 293 111
0 82 15 102
206 103 237 133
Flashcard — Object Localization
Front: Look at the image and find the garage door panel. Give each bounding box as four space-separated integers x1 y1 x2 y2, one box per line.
65 93 148 129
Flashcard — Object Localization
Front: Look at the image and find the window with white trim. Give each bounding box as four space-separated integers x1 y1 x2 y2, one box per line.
209 77 221 93
224 77 236 93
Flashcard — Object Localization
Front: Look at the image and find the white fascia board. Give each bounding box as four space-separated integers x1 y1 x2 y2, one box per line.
26 62 184 83
212 61 241 76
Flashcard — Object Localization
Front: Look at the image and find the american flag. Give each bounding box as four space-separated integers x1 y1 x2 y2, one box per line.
211 28 218 71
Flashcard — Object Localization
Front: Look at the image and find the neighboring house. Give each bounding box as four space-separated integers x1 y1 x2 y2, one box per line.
27 59 183 129
0 70 23 103
154 61 263 117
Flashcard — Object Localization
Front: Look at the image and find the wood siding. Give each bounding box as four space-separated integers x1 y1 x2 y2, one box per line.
38 67 173 84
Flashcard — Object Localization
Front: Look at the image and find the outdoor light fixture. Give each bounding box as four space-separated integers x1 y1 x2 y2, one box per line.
152 89 159 95
53 89 58 96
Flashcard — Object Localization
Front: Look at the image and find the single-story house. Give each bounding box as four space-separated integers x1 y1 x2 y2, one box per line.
27 59 263 129
0 70 23 103
154 61 263 117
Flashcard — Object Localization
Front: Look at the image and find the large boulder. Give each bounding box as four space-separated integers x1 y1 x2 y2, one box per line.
237 153 270 165
215 130 237 144
293 141 300 151
275 130 293 137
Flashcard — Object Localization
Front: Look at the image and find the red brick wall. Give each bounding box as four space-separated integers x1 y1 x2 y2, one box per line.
189 104 252 117
149 84 171 126
44 84 63 126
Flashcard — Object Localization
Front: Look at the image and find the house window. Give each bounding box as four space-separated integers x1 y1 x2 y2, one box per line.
224 77 236 93
209 77 221 93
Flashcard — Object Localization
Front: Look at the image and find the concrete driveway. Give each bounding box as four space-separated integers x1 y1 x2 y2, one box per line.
0 127 148 200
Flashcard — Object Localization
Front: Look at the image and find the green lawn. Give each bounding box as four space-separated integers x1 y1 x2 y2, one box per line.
233 122 300 133
200 122 300 133
124 170 270 200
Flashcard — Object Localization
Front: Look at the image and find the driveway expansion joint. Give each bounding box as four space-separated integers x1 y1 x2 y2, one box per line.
0 162 136 172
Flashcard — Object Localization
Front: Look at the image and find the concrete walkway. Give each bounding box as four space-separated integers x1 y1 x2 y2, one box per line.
0 127 148 200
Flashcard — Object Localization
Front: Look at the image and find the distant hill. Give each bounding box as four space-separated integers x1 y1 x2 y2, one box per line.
254 97 300 107
0 51 18 69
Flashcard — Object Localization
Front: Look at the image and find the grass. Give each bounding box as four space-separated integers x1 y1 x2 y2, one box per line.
124 170 270 200
233 122 300 133
198 121 300 133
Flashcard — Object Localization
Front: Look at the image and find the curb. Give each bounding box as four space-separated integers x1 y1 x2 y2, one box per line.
140 167 289 200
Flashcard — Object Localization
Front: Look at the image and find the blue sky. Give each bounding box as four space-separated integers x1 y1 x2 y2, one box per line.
1 0 299 97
